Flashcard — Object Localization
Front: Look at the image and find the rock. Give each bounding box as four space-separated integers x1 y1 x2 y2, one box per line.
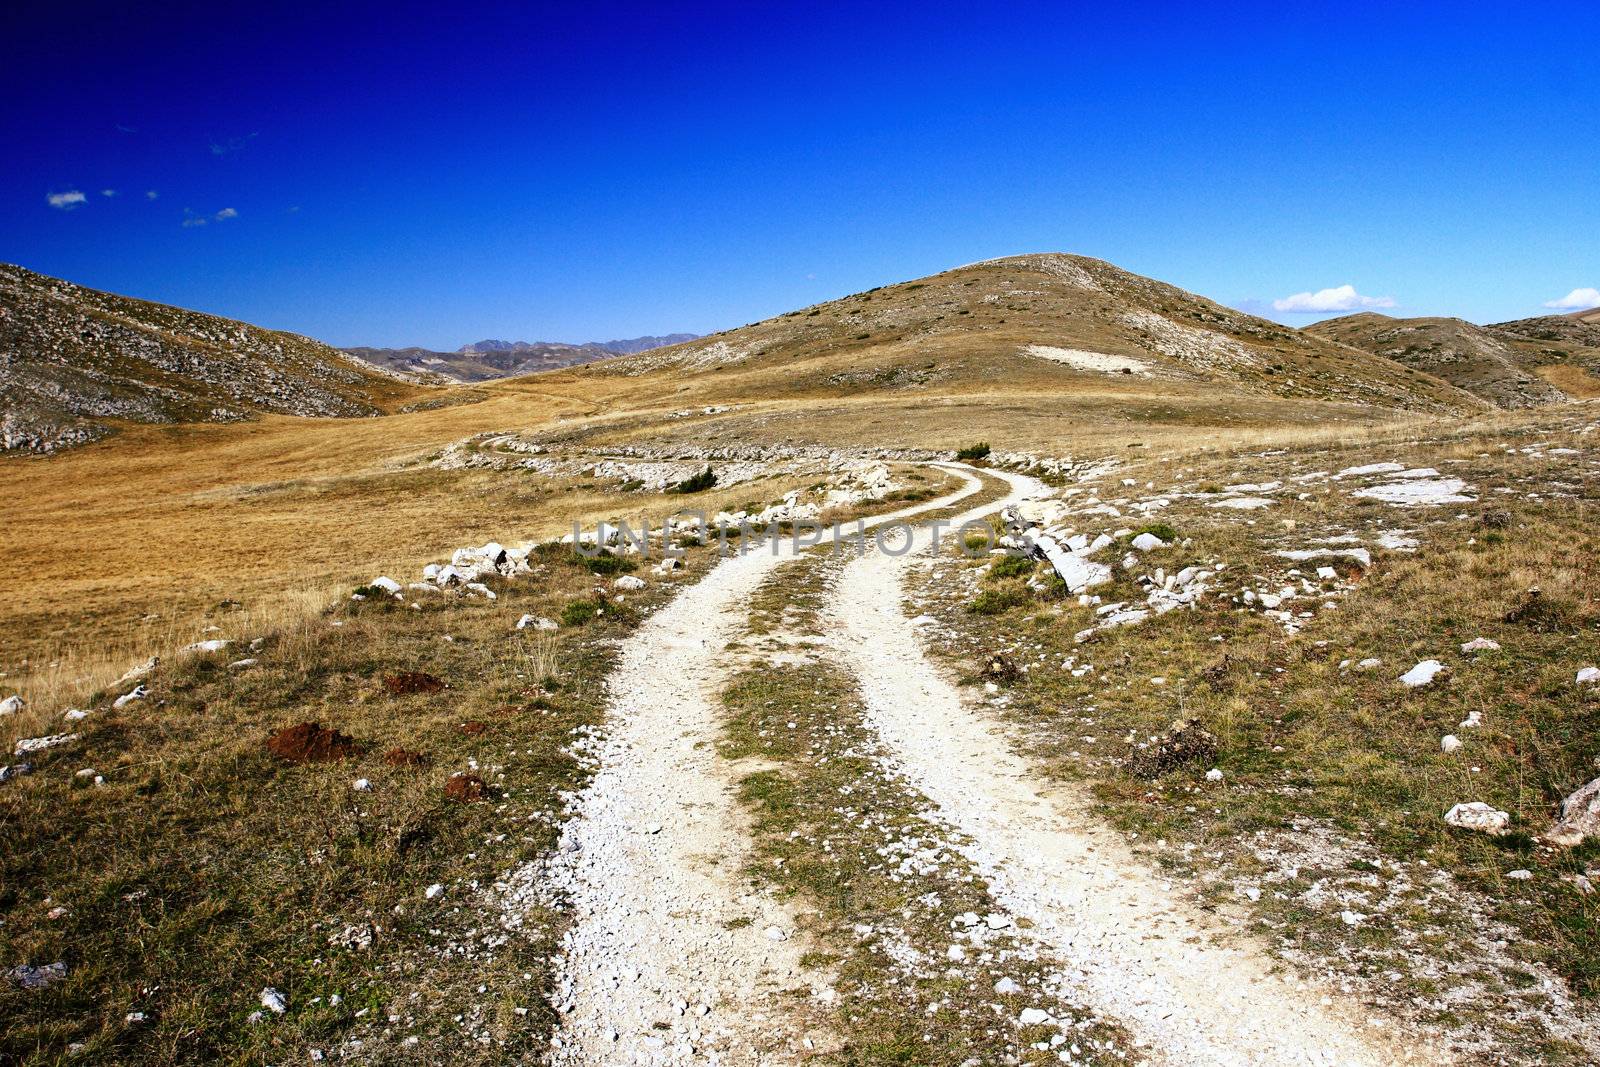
946 944 966 962
1461 638 1501 653
1459 710 1483 730
1315 565 1338 581
181 639 230 654
994 977 1021 994
1018 1007 1052 1026
369 576 402 595
764 926 788 942
1577 666 1600 687
1445 801 1510 836
425 883 444 899
614 575 647 591
1340 910 1365 926
112 685 147 709
0 695 23 716
14 733 78 756
228 658 258 669
260 986 288 1014
1441 734 1462 753
1205 767 1224 782
516 614 558 631
1506 869 1533 880
117 657 157 683
8 962 67 989
352 778 372 792
1399 660 1448 688
464 582 497 600
984 913 1011 930
0 763 34 783
1130 532 1167 552
1543 775 1600 847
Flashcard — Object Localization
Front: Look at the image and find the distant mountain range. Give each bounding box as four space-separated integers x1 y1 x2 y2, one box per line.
345 334 700 382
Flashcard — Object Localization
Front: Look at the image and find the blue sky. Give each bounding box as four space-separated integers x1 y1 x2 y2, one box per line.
4 1 1596 349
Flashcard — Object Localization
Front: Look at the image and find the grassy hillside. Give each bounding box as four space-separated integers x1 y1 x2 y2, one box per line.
0 264 424 453
1305 312 1569 409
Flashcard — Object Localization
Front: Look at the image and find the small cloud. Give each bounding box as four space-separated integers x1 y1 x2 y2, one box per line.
146 190 159 200
182 206 239 228
805 272 817 280
210 132 258 156
1272 284 1397 314
1543 287 1600 311
116 124 138 134
101 188 118 198
285 205 301 214
47 189 87 210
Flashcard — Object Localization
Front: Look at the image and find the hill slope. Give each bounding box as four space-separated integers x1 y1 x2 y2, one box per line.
1303 312 1568 409
600 253 1482 415
1 264 414 454
1487 313 1600 398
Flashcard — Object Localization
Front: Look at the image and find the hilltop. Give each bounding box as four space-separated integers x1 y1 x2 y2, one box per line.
600 253 1483 415
0 264 417 454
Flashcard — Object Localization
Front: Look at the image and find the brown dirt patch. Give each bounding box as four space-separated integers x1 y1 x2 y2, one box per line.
266 722 361 764
458 720 489 736
382 747 430 768
382 671 445 696
444 773 487 802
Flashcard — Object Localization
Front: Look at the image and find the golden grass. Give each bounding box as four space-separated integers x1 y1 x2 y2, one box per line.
1538 364 1600 399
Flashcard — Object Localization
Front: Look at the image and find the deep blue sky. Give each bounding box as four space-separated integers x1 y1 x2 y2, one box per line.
4 1 1596 348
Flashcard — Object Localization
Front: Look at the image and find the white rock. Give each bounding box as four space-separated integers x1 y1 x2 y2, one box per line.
0 695 23 716
1205 767 1224 782
1459 710 1483 730
352 778 371 792
260 987 288 1014
1130 532 1167 552
1461 638 1501 653
1018 1007 1052 1026
1506 869 1533 880
112 685 147 710
994 977 1022 994
424 883 444 899
1577 666 1600 686
1441 735 1462 753
614 575 647 591
1445 801 1510 836
1399 660 1447 688
1315 566 1338 581
516 614 559 631
1340 910 1365 926
228 658 258 669
763 926 788 942
14 734 78 756
369 576 402 595
946 944 966 962
1544 774 1600 846
181 639 230 654
984 913 1011 929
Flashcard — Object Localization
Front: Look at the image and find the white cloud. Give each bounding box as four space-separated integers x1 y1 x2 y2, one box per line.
1543 287 1600 311
181 213 207 228
182 206 240 228
101 188 117 198
146 190 159 200
1272 284 1397 313
47 189 87 210
214 207 238 220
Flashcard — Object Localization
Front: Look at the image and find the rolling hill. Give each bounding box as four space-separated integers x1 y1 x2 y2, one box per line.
1303 312 1568 409
0 264 418 454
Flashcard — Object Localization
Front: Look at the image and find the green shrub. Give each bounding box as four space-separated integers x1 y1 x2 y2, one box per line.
578 551 636 575
968 587 1025 616
1134 522 1178 543
955 442 991 462
560 599 600 627
986 554 1035 580
674 466 717 494
618 478 644 492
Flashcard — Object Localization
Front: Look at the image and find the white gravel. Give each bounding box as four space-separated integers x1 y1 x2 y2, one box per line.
543 467 988 1065
826 467 1451 1066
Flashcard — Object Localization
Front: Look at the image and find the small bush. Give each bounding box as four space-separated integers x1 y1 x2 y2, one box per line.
986 554 1035 580
560 599 600 627
955 442 991 462
968 587 1025 616
578 551 636 576
1134 522 1179 543
963 533 993 553
674 466 717 494
617 478 645 492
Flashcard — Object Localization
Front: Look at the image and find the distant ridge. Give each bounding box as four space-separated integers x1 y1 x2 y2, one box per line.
348 334 700 382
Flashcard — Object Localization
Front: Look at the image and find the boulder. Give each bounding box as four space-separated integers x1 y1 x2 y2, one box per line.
1445 801 1510 836
0 695 22 716
516 614 559 631
1461 638 1501 653
1399 660 1447 688
1543 775 1600 847
1578 666 1600 687
615 575 647 592
1130 532 1167 552
112 685 147 710
369 576 402 595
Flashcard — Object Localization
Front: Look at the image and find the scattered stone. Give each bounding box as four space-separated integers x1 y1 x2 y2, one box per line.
1459 710 1483 730
0 695 24 716
444 772 487 802
516 614 559 631
265 722 361 764
1441 735 1462 754
180 639 230 655
994 977 1021 994
0 763 34 783
1018 1007 1052 1026
1399 660 1448 688
1506 869 1533 881
1578 666 1600 687
1130 532 1167 552
1445 801 1510 836
260 986 288 1014
424 883 444 899
351 778 372 792
1205 767 1224 782
368 576 402 595
112 685 147 710
614 575 647 592
763 926 788 942
7 962 66 990
1460 638 1501 653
